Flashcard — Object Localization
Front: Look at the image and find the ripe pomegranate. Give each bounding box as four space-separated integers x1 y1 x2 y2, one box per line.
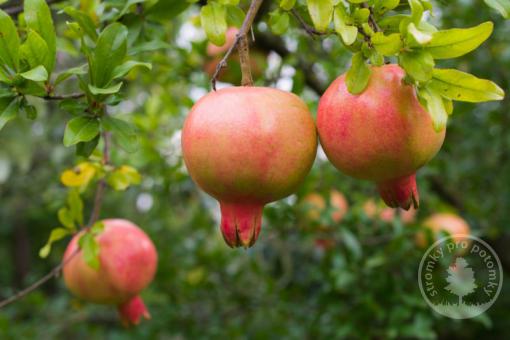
182 87 317 248
317 64 445 210
63 219 157 326
363 199 395 222
416 213 471 249
204 27 267 84
302 190 349 229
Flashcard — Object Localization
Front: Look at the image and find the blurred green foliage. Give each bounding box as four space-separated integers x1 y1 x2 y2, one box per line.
0 0 509 339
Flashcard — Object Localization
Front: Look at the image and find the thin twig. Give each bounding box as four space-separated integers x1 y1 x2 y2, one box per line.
0 248 79 309
211 0 265 90
361 3 382 33
88 131 111 226
0 129 112 309
43 93 85 101
290 9 328 37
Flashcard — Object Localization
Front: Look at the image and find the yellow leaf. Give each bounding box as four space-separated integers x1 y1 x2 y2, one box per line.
60 162 97 188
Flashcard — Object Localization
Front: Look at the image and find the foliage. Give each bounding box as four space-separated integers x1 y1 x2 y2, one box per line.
0 0 509 338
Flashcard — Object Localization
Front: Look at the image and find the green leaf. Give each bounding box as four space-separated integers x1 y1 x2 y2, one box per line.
408 0 423 23
102 116 139 152
20 65 48 82
372 33 402 55
0 10 20 72
399 50 434 82
423 22 494 59
129 40 172 55
76 135 100 158
269 10 290 35
39 228 71 258
146 0 190 22
63 7 98 40
407 22 432 45
67 189 84 225
20 30 51 72
428 68 505 102
90 221 105 235
112 60 152 80
90 23 128 88
106 165 142 191
308 0 334 32
63 116 100 147
226 5 245 28
58 207 75 230
88 82 123 95
374 0 400 13
484 0 510 18
113 0 146 20
201 3 228 46
23 104 37 120
419 87 448 132
346 52 371 95
78 232 100 270
280 0 297 11
0 98 18 131
334 7 358 46
24 0 57 74
55 64 88 85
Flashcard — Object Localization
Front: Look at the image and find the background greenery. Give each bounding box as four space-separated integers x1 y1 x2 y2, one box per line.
0 0 509 338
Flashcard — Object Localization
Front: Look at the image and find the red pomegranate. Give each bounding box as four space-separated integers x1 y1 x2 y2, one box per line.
416 213 471 249
182 87 317 248
317 64 445 210
63 219 158 326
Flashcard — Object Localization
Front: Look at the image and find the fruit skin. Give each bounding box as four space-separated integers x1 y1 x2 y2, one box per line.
302 190 349 229
63 219 158 326
317 64 445 210
416 213 471 249
182 87 317 248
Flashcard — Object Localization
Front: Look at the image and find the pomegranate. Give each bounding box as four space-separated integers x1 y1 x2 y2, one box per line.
363 199 395 222
302 190 349 229
416 213 471 249
63 219 158 326
182 87 317 248
317 64 445 210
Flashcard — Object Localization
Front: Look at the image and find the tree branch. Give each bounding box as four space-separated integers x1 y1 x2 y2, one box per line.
43 93 85 101
0 130 112 309
238 34 253 86
211 0 265 90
